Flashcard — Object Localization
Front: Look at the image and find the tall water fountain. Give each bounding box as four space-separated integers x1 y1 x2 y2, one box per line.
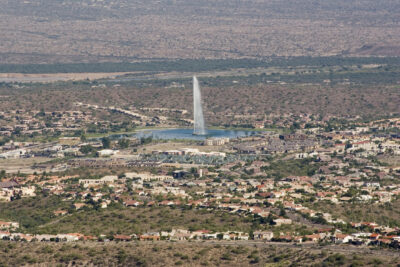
193 76 207 135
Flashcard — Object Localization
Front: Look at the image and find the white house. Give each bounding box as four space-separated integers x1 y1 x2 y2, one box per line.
0 149 27 159
97 149 119 157
79 175 118 187
254 231 274 241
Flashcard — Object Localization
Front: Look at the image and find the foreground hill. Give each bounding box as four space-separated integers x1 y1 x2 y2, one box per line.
0 240 398 266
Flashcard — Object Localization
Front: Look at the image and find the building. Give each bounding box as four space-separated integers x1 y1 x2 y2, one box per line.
253 231 273 241
0 180 19 189
125 172 172 181
79 175 118 187
0 149 27 159
273 218 292 226
172 170 189 179
140 232 160 241
0 221 19 230
204 138 229 146
97 149 119 157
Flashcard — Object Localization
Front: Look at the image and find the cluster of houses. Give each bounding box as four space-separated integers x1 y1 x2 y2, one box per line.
0 229 248 242
233 133 320 155
233 128 400 157
75 102 187 128
151 148 226 158
0 114 399 249
0 138 138 161
0 109 95 137
227 112 321 129
0 102 187 139
1 165 400 247
0 180 36 201
1 224 400 248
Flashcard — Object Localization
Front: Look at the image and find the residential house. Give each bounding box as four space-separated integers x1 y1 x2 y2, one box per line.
253 231 273 241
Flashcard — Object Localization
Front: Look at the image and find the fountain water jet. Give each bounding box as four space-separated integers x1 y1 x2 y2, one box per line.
193 76 207 135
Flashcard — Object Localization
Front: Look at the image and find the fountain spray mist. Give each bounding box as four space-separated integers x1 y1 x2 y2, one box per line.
193 76 207 135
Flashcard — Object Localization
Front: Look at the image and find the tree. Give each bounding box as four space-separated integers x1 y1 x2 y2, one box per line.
345 141 352 150
279 207 286 217
79 145 95 154
266 213 275 225
249 230 254 240
118 139 130 149
101 137 111 148
140 136 153 145
0 170 6 180
36 109 45 117
290 122 300 131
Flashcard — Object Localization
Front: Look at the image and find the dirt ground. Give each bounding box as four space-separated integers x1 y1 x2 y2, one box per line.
0 157 51 174
0 72 135 83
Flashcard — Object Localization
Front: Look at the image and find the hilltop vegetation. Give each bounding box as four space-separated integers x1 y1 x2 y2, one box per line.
0 241 397 266
0 195 256 235
1 57 398 126
1 75 398 125
307 198 400 228
1 57 400 74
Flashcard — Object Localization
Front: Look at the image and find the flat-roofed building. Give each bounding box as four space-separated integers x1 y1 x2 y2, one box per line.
79 175 118 187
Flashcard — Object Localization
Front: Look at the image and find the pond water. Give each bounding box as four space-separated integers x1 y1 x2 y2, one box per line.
111 128 258 140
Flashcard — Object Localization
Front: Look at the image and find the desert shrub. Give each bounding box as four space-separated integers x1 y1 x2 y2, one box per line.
221 252 232 261
59 253 83 262
39 245 54 254
323 253 346 266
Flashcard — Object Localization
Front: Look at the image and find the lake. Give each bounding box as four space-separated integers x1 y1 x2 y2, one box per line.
111 128 258 140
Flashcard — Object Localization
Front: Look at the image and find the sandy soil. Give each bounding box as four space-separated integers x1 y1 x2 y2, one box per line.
0 72 135 83
0 157 51 174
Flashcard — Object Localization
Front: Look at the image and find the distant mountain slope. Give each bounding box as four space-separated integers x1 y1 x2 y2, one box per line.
0 0 399 63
